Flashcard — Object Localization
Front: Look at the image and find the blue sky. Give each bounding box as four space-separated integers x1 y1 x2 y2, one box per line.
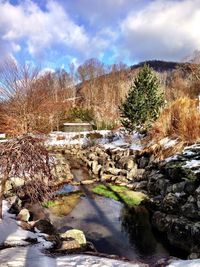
0 0 200 70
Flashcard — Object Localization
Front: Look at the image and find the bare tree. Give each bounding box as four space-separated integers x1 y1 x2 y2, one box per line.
0 57 75 135
0 135 56 218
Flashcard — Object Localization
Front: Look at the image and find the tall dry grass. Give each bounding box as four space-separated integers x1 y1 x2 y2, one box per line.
150 97 200 143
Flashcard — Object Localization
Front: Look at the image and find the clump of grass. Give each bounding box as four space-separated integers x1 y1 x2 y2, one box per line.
92 184 147 206
150 97 200 143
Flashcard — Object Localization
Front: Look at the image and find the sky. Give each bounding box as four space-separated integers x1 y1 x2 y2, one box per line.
0 0 200 70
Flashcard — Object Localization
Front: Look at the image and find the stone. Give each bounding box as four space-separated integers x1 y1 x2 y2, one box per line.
184 181 196 194
34 219 57 235
181 201 200 220
10 177 25 188
115 176 128 184
60 229 86 246
58 240 81 251
91 160 101 175
24 203 49 221
162 193 180 212
127 167 138 179
80 180 95 185
8 196 22 214
101 174 113 182
20 221 34 231
106 167 121 176
137 155 150 169
17 208 30 222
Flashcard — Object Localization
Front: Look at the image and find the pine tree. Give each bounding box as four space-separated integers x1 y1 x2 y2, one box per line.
120 64 164 132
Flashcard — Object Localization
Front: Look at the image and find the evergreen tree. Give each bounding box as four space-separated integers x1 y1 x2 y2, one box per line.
120 64 164 132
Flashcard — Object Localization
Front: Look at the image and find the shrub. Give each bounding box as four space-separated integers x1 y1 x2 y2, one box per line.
150 97 200 143
67 107 95 123
86 132 103 140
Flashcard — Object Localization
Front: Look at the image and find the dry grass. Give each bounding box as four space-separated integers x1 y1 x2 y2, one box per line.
150 97 200 143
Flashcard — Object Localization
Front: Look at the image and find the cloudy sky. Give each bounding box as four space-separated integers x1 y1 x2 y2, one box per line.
0 0 200 69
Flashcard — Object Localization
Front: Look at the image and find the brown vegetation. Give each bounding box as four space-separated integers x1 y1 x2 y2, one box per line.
0 57 75 136
150 97 200 143
0 135 56 218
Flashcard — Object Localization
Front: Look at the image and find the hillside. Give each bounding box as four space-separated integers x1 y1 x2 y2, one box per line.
76 59 199 127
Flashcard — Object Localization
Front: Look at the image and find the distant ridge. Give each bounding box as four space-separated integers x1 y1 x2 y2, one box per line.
131 60 181 72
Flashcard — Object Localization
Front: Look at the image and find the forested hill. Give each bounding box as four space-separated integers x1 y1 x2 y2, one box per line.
131 60 181 72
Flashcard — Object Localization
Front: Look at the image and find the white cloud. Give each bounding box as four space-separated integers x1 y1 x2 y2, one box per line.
0 0 109 61
120 0 200 61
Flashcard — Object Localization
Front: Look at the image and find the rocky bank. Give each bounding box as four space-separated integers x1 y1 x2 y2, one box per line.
50 142 200 259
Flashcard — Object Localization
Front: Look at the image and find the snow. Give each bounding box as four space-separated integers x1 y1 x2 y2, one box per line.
0 200 53 248
164 155 179 162
159 137 177 149
0 248 146 267
167 259 200 267
184 159 200 168
47 130 144 151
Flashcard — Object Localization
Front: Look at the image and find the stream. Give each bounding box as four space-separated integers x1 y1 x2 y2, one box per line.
47 162 178 265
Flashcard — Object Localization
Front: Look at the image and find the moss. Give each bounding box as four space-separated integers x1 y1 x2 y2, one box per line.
43 192 82 216
92 184 147 206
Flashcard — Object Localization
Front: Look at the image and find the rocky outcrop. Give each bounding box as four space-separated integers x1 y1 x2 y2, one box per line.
144 145 200 258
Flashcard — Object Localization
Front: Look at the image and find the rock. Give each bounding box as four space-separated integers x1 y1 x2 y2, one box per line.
24 203 49 221
80 180 95 185
137 155 150 169
34 219 57 235
100 174 113 182
162 193 181 212
126 166 138 179
189 252 200 259
10 177 25 188
131 181 148 190
58 240 81 251
91 160 102 175
184 181 196 194
115 176 128 184
181 201 200 220
17 208 30 222
60 229 86 246
8 196 22 214
19 221 34 231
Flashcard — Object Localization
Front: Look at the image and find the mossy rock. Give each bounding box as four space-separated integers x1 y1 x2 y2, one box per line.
92 184 147 206
163 161 197 181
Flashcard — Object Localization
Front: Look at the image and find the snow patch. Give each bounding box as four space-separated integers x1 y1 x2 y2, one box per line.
184 160 200 168
159 138 177 149
167 259 200 267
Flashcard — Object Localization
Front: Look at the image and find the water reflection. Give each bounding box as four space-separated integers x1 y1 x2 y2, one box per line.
120 205 157 256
